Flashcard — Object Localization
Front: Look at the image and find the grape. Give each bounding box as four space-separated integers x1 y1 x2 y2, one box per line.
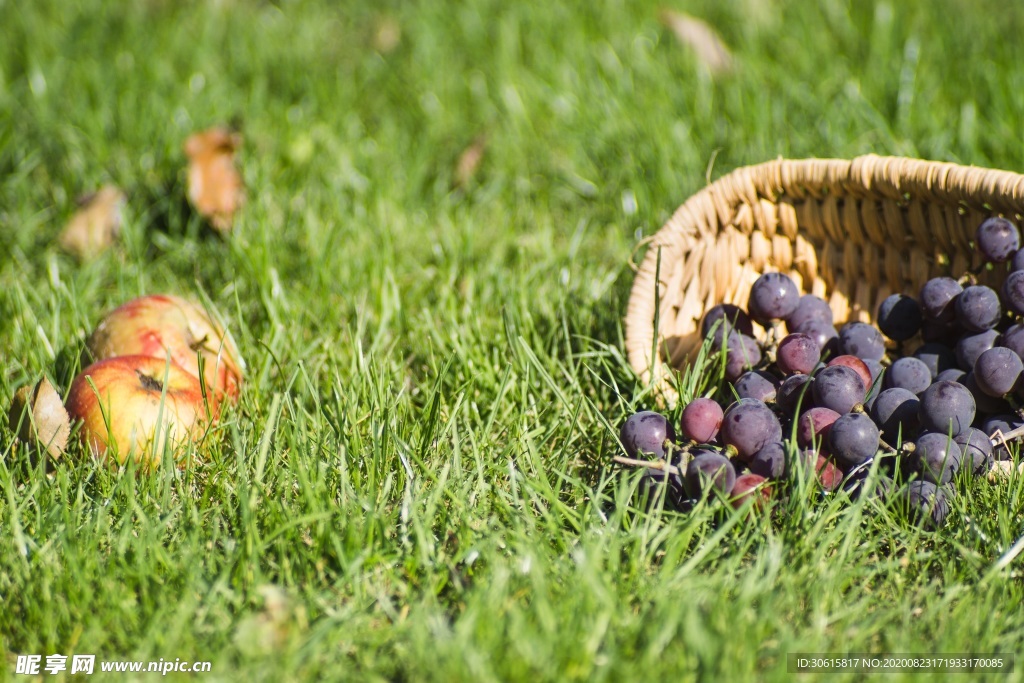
998 324 1024 358
702 304 754 346
796 407 840 449
870 388 920 442
816 455 844 491
734 370 779 403
883 357 932 395
1012 248 1024 273
620 411 676 458
976 216 1020 263
955 329 999 371
776 333 821 375
974 347 1023 397
981 414 1024 460
843 469 894 501
954 427 994 476
684 452 737 498
962 372 1010 415
794 319 840 358
918 380 975 437
827 355 873 393
776 373 812 414
935 368 966 383
828 412 880 468
955 285 1001 332
812 365 866 414
729 473 771 509
900 480 951 528
920 317 963 343
838 322 886 361
862 358 885 407
877 294 923 341
1001 270 1024 316
786 294 833 331
914 342 957 378
749 441 786 479
638 467 687 511
910 432 962 485
720 398 783 461
748 272 800 323
724 333 762 382
919 277 963 323
679 397 724 444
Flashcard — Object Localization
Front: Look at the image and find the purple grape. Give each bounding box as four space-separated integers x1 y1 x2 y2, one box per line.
1002 270 1024 316
829 412 880 468
749 441 786 480
962 372 1011 415
955 329 999 371
954 427 994 476
734 370 780 403
702 304 754 346
838 322 886 361
910 432 962 485
679 398 724 444
826 356 873 395
976 216 1020 263
955 285 1001 332
724 333 762 382
749 272 800 323
870 387 920 442
776 333 821 375
843 470 894 501
920 317 963 343
974 347 1023 397
797 407 841 450
914 342 957 378
638 467 687 511
1012 248 1024 273
935 368 966 383
981 414 1024 460
900 480 950 528
719 398 783 461
776 373 812 413
998 324 1024 358
877 294 923 342
684 452 737 498
812 365 866 414
620 411 676 458
794 319 840 358
786 294 833 331
884 357 932 395
862 358 885 406
918 381 975 437
919 277 963 323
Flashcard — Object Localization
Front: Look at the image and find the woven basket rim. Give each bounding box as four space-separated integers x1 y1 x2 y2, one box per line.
625 154 1024 405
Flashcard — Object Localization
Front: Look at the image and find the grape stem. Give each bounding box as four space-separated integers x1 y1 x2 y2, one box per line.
989 424 1024 449
612 455 682 476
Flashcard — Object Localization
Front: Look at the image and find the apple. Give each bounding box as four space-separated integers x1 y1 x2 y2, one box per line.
7 377 71 460
66 355 206 467
86 294 244 415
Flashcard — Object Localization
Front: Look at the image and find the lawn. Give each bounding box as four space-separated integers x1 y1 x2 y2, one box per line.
2 0 1024 681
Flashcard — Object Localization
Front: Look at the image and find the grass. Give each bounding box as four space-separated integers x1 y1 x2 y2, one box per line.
2 0 1024 680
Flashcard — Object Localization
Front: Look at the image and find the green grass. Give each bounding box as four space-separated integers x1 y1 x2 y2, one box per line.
3 0 1024 680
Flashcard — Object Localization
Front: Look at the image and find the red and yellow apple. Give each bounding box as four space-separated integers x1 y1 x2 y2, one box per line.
86 294 244 415
66 355 207 467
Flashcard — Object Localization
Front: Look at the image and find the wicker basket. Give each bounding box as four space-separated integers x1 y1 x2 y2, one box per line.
625 154 1024 405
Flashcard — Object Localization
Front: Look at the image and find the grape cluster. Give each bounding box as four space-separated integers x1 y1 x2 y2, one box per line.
619 216 1024 529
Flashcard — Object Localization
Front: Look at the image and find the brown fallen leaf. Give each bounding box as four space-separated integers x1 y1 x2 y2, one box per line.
659 9 735 76
453 135 487 190
184 126 245 234
8 377 70 461
988 460 1024 483
58 185 125 260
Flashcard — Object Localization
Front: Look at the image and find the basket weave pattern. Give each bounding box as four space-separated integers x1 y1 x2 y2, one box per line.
626 154 1024 404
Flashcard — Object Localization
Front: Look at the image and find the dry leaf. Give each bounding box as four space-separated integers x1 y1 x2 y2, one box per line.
8 377 70 460
453 136 487 189
184 126 245 234
58 185 125 260
372 15 401 54
659 9 735 75
233 585 307 657
988 460 1024 483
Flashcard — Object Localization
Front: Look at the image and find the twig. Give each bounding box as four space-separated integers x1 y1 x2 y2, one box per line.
612 455 682 476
